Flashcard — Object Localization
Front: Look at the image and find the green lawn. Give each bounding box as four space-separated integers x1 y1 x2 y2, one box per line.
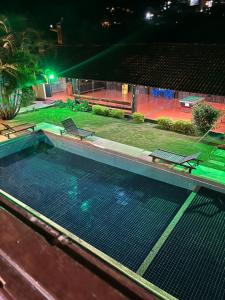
15 107 224 169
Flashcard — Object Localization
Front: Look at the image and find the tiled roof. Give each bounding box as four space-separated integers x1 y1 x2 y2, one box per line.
58 43 225 96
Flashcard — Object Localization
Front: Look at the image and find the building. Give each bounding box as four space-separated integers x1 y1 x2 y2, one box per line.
38 42 225 133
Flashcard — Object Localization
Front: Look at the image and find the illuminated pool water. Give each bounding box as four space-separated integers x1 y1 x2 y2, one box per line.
0 140 190 271
1 134 225 300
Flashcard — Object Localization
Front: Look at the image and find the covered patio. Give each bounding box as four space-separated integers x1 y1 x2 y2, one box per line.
44 83 225 133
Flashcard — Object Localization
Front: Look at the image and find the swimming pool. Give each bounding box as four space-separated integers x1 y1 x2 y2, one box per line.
0 133 225 300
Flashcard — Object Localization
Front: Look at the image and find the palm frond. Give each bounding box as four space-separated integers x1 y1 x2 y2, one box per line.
0 15 10 34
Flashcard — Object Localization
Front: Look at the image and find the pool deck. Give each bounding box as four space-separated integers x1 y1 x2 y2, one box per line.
34 122 225 188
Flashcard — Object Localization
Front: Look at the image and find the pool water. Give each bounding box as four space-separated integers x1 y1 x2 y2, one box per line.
144 188 225 300
0 142 190 271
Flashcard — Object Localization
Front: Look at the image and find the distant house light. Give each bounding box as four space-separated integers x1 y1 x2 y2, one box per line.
190 0 200 6
101 21 111 28
145 11 154 20
205 0 213 7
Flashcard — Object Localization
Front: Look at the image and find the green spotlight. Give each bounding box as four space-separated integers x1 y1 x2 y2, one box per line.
45 69 57 83
49 73 55 80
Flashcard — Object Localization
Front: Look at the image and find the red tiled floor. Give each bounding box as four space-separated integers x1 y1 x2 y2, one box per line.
136 95 193 121
213 121 225 133
45 89 225 132
46 91 73 103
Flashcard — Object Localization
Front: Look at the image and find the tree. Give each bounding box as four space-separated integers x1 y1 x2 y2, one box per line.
192 102 220 134
0 16 43 120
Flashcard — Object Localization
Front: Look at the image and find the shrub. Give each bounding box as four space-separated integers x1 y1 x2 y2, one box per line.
192 103 220 134
132 112 145 123
66 98 75 110
73 100 91 112
21 87 36 107
54 100 67 108
92 105 110 116
173 120 195 135
109 109 124 119
157 117 195 135
157 117 174 130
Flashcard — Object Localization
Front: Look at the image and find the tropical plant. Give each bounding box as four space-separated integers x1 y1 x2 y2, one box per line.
66 98 74 110
0 16 44 119
73 100 91 112
20 87 36 107
54 99 67 108
192 102 220 134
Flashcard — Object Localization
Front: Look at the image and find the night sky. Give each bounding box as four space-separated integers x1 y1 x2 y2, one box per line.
2 0 163 26
1 1 225 44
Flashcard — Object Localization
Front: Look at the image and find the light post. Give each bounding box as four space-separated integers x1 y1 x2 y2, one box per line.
49 17 63 45
44 70 57 97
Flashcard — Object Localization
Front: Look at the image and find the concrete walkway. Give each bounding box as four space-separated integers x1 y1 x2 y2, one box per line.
35 122 152 160
19 101 55 114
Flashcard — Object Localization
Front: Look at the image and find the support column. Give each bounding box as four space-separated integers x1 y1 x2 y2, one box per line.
72 78 80 94
131 85 137 113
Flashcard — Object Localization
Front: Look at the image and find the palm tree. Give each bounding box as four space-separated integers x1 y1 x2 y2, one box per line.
0 15 43 119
